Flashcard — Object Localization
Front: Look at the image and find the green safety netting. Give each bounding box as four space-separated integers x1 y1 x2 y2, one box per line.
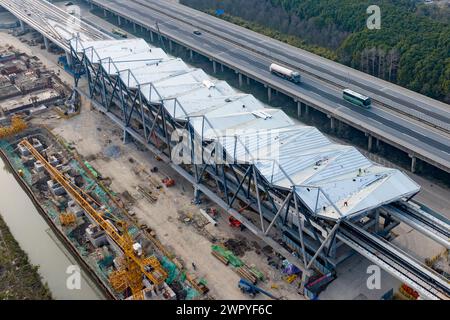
161 256 179 284
211 245 244 267
185 287 198 300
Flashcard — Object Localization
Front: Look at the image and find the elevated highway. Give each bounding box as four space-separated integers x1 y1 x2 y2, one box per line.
88 0 450 174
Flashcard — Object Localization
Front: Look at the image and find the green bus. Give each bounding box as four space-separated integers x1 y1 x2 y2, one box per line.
343 89 371 108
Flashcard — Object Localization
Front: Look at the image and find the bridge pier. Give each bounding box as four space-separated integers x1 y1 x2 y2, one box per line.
238 73 243 87
297 101 302 118
133 23 137 33
329 116 336 131
367 134 373 152
149 29 154 42
117 15 122 26
220 63 224 72
246 76 250 85
123 130 131 144
212 60 217 74
305 105 310 117
168 39 173 51
43 37 50 51
103 9 108 17
267 86 272 102
19 19 25 31
189 49 194 60
65 51 72 67
410 155 417 173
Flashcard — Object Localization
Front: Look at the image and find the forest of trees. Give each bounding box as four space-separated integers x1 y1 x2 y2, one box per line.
180 0 450 103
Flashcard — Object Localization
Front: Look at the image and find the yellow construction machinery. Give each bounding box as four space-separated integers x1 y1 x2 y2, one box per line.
19 139 167 300
59 212 77 226
0 116 27 139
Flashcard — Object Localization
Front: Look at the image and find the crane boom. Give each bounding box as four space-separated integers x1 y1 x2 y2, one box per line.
19 139 167 292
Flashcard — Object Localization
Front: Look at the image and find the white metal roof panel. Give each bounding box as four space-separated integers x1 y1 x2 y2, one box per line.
72 38 421 220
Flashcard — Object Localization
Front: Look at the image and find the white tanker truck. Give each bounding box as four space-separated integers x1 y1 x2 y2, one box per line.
270 63 301 84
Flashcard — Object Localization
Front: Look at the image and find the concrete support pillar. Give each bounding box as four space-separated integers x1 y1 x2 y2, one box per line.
149 30 154 42
367 134 373 152
169 39 173 51
117 15 122 26
123 130 130 144
90 3 94 10
305 105 310 117
133 23 137 33
220 63 224 72
103 9 107 17
330 116 336 131
189 49 194 60
19 20 25 31
246 76 250 85
43 37 50 51
374 209 380 233
212 60 217 74
376 138 380 150
193 187 202 205
65 51 72 67
267 86 272 102
299 272 308 295
297 101 302 118
238 73 243 87
410 155 417 173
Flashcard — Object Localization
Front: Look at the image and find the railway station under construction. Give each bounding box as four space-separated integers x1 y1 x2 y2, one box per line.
68 36 450 300
0 0 449 300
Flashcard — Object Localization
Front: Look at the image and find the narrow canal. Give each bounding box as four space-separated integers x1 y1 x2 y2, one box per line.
0 156 104 300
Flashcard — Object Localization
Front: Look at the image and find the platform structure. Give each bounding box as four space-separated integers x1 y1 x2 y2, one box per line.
65 37 450 300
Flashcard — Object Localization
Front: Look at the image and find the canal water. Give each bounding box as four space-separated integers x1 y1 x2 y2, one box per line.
0 157 104 300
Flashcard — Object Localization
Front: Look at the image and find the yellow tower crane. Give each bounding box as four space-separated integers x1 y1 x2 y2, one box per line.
19 139 167 300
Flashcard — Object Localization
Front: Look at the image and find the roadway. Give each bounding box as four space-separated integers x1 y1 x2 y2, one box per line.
0 0 109 50
90 0 450 173
129 0 450 132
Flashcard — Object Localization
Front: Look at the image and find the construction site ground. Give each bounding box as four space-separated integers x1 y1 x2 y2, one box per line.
32 99 305 300
1 25 449 300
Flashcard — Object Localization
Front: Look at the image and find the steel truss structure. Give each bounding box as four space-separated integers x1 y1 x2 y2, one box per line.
69 38 450 300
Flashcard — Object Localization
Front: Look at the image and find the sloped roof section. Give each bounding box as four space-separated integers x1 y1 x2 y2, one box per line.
72 38 421 221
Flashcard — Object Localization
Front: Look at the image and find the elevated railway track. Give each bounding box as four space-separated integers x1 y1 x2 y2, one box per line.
1 0 449 300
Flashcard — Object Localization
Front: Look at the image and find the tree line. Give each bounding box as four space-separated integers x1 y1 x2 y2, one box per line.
180 0 450 104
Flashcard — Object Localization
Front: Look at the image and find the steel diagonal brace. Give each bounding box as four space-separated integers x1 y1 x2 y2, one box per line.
265 190 293 235
252 166 265 233
293 187 308 266
306 221 341 270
